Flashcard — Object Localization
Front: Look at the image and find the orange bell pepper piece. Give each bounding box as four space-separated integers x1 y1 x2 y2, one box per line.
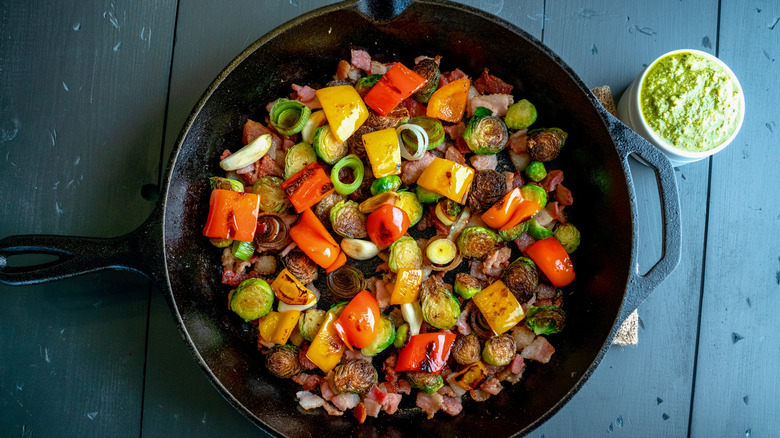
482 187 541 231
202 189 261 242
289 208 343 269
426 77 470 123
390 269 424 305
270 269 316 305
525 237 575 287
281 162 335 213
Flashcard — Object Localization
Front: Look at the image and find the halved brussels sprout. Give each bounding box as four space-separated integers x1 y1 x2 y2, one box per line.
412 58 441 103
526 128 567 162
501 257 538 302
370 175 402 196
313 125 349 165
298 309 326 342
253 176 292 213
456 226 500 259
525 306 566 335
468 169 506 214
554 223 581 254
229 278 274 322
415 185 444 204
388 236 423 272
482 334 516 366
498 220 528 242
520 184 547 209
454 272 482 299
463 108 509 155
401 116 445 151
504 99 538 130
420 276 461 330
405 371 444 394
329 199 368 239
395 191 424 227
209 176 244 192
265 344 302 378
526 216 554 240
284 142 317 180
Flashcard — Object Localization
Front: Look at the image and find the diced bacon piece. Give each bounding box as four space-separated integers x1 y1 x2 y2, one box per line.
555 184 574 206
473 69 514 95
351 49 372 73
353 402 368 424
441 395 463 416
467 94 514 118
236 154 283 185
455 137 471 154
292 372 322 391
296 391 326 410
321 401 344 416
399 96 427 118
481 246 512 278
514 232 536 252
455 300 473 336
220 149 232 160
535 283 556 300
320 379 336 401
522 336 556 363
444 121 465 140
396 379 412 395
539 169 564 192
416 392 444 419
364 397 382 417
400 151 436 185
470 154 498 171
374 278 392 311
371 60 392 75
336 60 362 82
510 354 525 374
469 260 488 281
344 349 372 362
469 388 491 402
414 55 442 65
382 393 402 414
439 68 468 87
221 247 251 286
331 392 360 411
444 145 466 165
479 377 504 396
508 129 528 154
545 201 567 223
291 84 321 110
242 119 271 145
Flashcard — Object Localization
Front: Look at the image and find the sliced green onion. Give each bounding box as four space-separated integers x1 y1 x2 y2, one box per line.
269 98 311 136
219 134 273 171
231 240 255 261
330 154 364 195
397 123 428 161
401 116 445 151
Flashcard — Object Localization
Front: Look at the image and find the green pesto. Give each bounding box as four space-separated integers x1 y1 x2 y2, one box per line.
640 52 741 152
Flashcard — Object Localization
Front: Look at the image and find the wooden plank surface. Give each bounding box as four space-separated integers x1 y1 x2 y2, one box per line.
0 0 177 437
691 1 780 436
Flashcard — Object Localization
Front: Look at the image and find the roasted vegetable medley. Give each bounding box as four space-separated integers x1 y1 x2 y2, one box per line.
203 49 579 422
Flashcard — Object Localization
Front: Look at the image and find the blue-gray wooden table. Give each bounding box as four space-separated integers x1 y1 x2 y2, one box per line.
1 1 778 436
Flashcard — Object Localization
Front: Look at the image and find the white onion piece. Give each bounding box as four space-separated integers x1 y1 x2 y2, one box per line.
340 238 379 260
401 302 423 336
278 299 317 312
447 207 472 241
396 124 428 161
219 133 272 171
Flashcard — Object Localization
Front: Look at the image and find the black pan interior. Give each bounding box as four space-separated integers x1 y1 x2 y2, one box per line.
162 1 633 436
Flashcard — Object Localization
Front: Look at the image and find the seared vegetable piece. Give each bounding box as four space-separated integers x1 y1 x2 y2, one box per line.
283 249 318 285
355 74 382 96
415 185 444 204
554 223 581 254
454 273 482 299
254 213 291 252
313 125 349 165
498 220 528 242
203 189 261 242
526 128 567 162
394 323 410 348
362 127 402 178
298 309 327 342
209 237 233 248
501 257 539 302
526 236 575 287
468 169 507 214
525 306 566 335
370 175 402 195
416 157 475 204
472 280 525 335
253 176 292 213
420 276 461 330
364 62 426 116
366 204 410 247
434 199 463 226
326 265 365 301
504 99 538 130
388 236 423 272
332 359 378 394
210 176 244 192
330 199 368 239
360 314 396 356
524 161 547 182
230 278 274 321
526 216 554 240
520 184 547 209
390 269 424 305
481 186 541 231
314 192 345 227
401 116 445 151
306 312 345 373
482 334 516 366
451 333 482 365
315 84 369 143
339 238 379 260
447 360 488 391
405 371 444 394
412 58 441 103
457 226 500 259
301 111 328 145
427 77 470 123
395 191 423 226
463 108 509 155
330 154 364 196
269 98 311 136
426 238 458 266
281 162 335 213
265 345 302 378
219 134 272 171
231 240 254 261
271 268 317 306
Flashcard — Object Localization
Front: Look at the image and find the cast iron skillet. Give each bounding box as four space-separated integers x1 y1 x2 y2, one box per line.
0 0 681 436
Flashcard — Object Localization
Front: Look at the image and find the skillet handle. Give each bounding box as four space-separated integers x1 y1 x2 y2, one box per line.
602 109 682 322
0 205 165 287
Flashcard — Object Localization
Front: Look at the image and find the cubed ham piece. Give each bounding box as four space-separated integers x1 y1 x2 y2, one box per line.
374 278 392 311
522 336 556 363
481 246 512 278
470 153 498 171
473 69 514 95
443 121 465 140
351 49 372 73
539 169 564 192
336 60 362 82
555 184 574 206
467 94 514 117
291 84 321 109
479 377 504 396
444 145 466 165
400 151 436 185
416 392 444 419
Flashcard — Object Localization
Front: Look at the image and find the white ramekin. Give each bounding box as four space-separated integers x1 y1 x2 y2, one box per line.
617 49 745 166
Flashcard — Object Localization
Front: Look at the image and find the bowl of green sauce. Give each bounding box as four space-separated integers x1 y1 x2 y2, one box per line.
617 49 745 166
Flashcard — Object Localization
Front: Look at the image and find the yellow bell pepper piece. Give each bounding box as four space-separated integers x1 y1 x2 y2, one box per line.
257 311 281 344
306 312 345 373
390 269 424 305
270 269 316 306
270 309 301 345
447 360 488 391
362 127 402 178
471 279 524 335
416 157 475 204
315 85 369 143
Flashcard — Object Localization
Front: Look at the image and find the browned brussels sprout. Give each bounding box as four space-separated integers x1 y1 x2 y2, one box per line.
405 371 444 394
525 306 566 335
457 226 500 259
526 128 568 162
412 58 441 103
332 359 378 394
501 257 539 302
265 345 302 379
463 107 509 155
468 169 507 214
451 334 482 365
284 249 318 285
482 334 517 366
329 199 368 239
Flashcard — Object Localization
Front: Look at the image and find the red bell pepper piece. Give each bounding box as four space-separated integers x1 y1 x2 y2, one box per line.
365 204 410 247
525 236 575 287
364 63 426 116
289 208 343 269
332 290 381 350
281 162 335 213
395 332 456 373
202 189 261 242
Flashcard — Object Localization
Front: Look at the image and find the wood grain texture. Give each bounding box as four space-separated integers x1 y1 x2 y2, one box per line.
691 1 780 436
536 0 717 435
0 0 176 437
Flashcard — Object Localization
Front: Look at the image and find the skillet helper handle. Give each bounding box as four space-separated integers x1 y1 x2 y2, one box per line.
604 110 682 322
0 208 165 287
